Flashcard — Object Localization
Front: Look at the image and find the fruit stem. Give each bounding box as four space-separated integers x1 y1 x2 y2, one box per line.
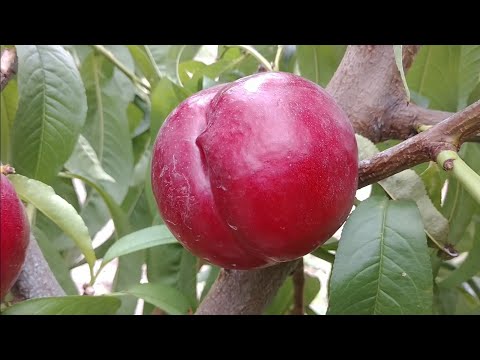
437 150 480 205
225 45 273 72
175 45 187 87
92 45 150 92
273 45 284 72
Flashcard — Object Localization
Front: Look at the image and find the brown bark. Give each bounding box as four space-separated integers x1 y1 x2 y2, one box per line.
11 234 66 300
195 260 299 315
358 100 480 188
196 45 480 315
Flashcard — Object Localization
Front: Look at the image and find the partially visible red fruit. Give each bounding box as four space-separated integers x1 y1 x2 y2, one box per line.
1 170 30 300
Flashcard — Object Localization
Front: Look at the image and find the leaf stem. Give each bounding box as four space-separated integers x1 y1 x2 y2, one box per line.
89 263 106 287
225 45 273 72
92 45 150 92
143 45 163 81
175 45 187 87
437 150 480 205
273 45 284 71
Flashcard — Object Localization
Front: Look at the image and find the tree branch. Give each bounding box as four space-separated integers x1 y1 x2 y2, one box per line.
11 234 65 300
358 99 480 188
0 47 17 91
196 260 299 315
197 45 480 315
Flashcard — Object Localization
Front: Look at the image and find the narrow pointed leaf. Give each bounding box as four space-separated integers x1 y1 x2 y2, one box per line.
123 282 191 315
8 174 96 271
1 296 121 315
102 225 177 265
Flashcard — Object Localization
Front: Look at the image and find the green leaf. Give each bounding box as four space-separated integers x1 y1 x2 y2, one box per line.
65 135 115 183
127 102 144 135
113 252 145 315
433 285 458 315
130 146 151 188
12 45 87 184
123 282 192 315
393 45 410 102
455 287 480 315
468 81 480 105
0 78 18 163
311 247 335 263
178 60 207 90
69 45 93 65
439 224 480 288
265 273 321 315
279 45 297 73
297 45 346 87
420 162 446 211
33 227 78 295
128 45 160 88
327 197 433 315
61 172 130 237
407 45 480 111
80 191 111 238
147 243 198 309
102 225 177 265
101 45 136 104
183 55 249 92
80 51 134 204
150 78 189 142
200 265 221 301
356 134 449 248
145 45 201 85
33 176 82 257
1 296 120 315
8 174 96 272
124 192 155 233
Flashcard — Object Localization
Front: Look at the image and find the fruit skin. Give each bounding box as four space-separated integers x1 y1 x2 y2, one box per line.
1 174 30 299
151 72 358 270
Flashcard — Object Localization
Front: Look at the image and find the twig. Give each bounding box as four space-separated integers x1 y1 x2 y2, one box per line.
437 150 480 204
273 45 284 72
358 100 480 188
92 45 150 92
290 258 305 315
0 47 17 91
225 45 273 72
